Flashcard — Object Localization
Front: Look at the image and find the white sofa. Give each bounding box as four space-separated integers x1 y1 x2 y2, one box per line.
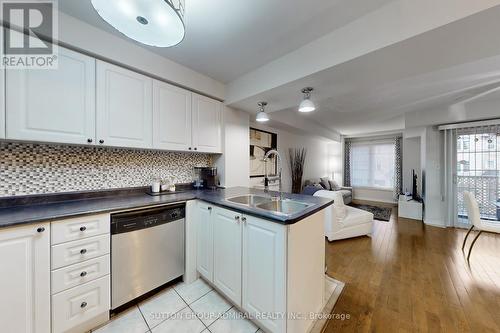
314 191 374 241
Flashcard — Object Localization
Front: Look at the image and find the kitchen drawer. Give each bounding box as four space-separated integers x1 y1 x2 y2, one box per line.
52 234 110 270
52 255 110 294
52 276 110 333
52 214 110 245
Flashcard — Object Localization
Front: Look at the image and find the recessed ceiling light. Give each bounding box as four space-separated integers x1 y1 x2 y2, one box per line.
256 102 270 122
299 87 316 112
91 0 186 47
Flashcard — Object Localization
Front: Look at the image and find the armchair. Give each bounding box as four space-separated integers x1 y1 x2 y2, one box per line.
314 191 374 241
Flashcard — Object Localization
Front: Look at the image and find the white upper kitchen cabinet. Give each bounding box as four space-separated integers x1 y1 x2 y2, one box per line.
0 67 5 139
196 202 214 282
192 93 222 153
6 47 95 145
213 207 242 306
242 215 286 333
0 223 50 333
96 61 153 149
153 80 192 151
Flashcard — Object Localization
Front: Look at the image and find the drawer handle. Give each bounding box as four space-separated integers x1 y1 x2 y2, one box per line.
80 249 87 255
37 227 45 233
80 226 87 232
80 271 87 277
80 302 87 308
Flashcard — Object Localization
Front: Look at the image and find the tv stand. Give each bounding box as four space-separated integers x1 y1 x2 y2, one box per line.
398 195 423 221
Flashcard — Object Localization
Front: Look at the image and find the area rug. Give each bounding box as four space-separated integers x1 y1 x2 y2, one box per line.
350 203 392 222
308 275 345 333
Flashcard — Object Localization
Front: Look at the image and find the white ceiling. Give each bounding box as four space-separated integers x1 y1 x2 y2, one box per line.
59 1 500 138
58 0 394 83
229 5 500 135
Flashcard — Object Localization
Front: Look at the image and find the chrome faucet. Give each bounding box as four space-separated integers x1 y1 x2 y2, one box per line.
263 149 283 199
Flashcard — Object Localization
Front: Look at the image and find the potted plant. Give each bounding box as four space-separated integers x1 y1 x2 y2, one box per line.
289 148 307 193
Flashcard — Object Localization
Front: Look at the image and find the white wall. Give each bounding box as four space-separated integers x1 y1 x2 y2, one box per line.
422 126 446 227
402 134 422 195
249 123 339 192
352 188 395 203
215 107 250 188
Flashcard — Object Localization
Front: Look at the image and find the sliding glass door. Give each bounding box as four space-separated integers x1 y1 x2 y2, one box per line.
456 126 500 224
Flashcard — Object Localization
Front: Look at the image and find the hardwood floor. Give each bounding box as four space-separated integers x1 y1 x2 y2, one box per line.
324 202 500 333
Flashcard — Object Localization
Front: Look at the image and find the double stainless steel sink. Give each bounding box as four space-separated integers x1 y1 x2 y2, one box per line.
226 194 312 215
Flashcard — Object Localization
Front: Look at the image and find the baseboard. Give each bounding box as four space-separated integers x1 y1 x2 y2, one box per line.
423 219 447 228
353 196 397 204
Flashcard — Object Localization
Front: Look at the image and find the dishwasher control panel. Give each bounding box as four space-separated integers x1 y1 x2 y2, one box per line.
111 204 185 234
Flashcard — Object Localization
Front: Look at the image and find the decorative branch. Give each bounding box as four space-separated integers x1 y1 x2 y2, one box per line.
288 148 307 193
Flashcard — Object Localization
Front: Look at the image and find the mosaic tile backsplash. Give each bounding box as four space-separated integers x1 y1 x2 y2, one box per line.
0 142 212 197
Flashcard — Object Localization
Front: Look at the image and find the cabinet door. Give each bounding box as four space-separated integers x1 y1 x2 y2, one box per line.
213 207 242 305
0 223 50 333
96 61 152 149
192 93 222 153
6 47 95 145
242 216 286 333
196 202 214 282
153 80 192 151
0 67 5 139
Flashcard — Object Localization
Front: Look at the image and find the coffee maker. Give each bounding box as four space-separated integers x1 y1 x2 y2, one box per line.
193 167 218 189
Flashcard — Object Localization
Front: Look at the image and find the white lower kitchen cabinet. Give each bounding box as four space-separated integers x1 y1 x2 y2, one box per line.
52 276 110 333
242 215 287 333
50 214 111 333
213 207 243 306
196 201 214 282
192 201 327 333
0 223 51 333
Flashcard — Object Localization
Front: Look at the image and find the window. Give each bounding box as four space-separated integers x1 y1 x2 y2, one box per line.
456 128 500 222
351 142 395 189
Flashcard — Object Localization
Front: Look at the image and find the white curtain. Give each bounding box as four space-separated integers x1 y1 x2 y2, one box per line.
443 128 458 227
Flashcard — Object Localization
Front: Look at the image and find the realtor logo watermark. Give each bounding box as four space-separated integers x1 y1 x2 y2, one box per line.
1 0 58 69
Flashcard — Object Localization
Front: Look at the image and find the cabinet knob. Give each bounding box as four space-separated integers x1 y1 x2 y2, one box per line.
241 217 247 223
188 147 192 150
208 206 212 211
99 139 104 144
80 249 87 255
194 147 198 151
87 138 93 143
80 271 87 277
37 227 45 233
80 302 87 308
235 216 240 220
80 226 87 232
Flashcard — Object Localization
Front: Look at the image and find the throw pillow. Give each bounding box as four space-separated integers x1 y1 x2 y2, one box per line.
320 177 331 190
329 179 340 191
302 184 323 196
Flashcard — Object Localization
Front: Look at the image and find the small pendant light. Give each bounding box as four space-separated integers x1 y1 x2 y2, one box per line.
256 102 270 122
299 87 316 112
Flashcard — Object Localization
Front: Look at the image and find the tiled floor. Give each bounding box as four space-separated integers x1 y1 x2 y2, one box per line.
93 277 342 333
92 278 261 333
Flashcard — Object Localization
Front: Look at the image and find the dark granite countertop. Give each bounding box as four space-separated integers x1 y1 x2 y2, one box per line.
0 187 333 229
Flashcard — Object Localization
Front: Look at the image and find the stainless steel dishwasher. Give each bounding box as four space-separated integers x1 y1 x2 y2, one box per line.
111 204 185 309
